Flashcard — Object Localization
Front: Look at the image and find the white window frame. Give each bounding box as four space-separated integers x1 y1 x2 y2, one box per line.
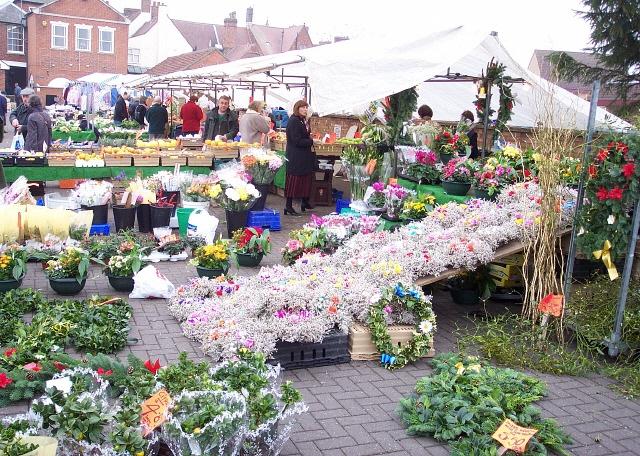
98 26 114 54
75 24 92 52
128 47 140 65
7 25 24 54
51 21 68 50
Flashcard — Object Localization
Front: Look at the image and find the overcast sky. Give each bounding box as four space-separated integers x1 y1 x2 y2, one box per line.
107 0 592 68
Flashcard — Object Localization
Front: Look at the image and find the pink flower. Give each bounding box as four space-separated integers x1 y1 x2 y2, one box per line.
23 362 42 373
286 240 303 251
383 305 393 314
372 181 385 192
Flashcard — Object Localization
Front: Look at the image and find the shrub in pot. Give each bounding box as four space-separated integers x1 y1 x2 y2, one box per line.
231 227 271 267
190 239 230 278
441 157 479 196
0 247 27 292
472 160 518 200
103 244 146 292
45 247 90 295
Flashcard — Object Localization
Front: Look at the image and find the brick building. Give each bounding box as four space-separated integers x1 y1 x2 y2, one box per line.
0 1 29 96
24 0 129 103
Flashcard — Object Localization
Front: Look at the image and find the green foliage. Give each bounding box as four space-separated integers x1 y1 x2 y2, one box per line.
548 0 640 102
49 395 110 444
0 420 39 456
383 87 419 148
157 352 217 394
397 353 572 455
0 289 46 346
108 422 147 455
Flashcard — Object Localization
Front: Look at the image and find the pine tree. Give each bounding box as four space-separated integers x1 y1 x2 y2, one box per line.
548 0 640 102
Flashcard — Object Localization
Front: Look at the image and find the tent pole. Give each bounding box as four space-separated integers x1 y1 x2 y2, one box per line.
481 83 492 158
170 88 173 138
563 80 600 303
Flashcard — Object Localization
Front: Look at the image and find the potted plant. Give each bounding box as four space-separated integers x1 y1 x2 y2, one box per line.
441 158 478 196
241 153 284 210
0 247 27 292
433 128 469 164
383 183 412 221
448 266 495 305
473 160 518 200
215 176 261 238
190 239 230 278
75 180 113 225
150 193 176 229
45 247 90 295
103 243 145 292
404 149 441 184
366 181 387 212
400 193 436 222
158 235 188 261
231 227 271 267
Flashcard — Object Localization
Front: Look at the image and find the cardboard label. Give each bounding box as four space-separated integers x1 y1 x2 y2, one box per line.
140 389 171 436
492 419 538 453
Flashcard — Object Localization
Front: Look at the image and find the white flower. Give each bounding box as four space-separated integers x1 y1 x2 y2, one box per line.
246 184 260 198
419 320 433 334
607 215 615 225
225 188 240 201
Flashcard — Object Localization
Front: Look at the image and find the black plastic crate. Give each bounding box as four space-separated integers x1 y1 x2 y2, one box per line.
0 155 14 167
15 156 46 166
270 328 350 369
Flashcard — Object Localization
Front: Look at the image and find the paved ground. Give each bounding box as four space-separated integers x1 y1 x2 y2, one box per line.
1 150 639 454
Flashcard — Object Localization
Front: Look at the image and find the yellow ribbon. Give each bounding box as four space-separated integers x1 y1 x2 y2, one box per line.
593 240 619 281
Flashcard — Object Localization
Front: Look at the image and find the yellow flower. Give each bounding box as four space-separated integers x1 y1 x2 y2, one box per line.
468 364 481 373
237 189 249 201
515 218 524 226
393 264 402 274
193 427 201 434
454 362 465 375
534 216 541 224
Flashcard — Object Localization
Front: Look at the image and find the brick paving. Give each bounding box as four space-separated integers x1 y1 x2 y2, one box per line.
1 180 640 455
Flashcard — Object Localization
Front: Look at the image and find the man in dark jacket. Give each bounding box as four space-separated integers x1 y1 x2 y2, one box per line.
24 95 51 152
145 96 168 140
204 95 238 140
113 92 129 125
9 87 34 136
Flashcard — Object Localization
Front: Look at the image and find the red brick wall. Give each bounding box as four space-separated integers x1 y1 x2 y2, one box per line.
0 23 27 64
26 0 128 87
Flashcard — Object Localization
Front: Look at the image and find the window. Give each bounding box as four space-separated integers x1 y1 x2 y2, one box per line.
128 48 140 65
99 27 114 53
7 25 24 54
51 22 68 49
75 25 91 52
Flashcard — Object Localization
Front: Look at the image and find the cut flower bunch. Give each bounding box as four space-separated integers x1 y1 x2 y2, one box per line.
74 180 113 207
241 152 284 184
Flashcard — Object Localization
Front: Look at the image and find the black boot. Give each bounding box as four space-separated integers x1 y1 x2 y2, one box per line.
301 198 313 212
284 197 301 216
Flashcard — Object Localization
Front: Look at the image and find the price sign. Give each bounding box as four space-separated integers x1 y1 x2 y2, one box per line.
492 419 538 453
538 294 564 317
140 389 171 436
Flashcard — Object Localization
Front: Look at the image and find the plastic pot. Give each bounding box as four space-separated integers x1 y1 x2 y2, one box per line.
441 181 471 196
137 204 152 233
150 205 174 228
236 252 264 267
474 187 498 201
439 152 454 164
0 275 24 292
81 204 108 225
112 205 136 232
162 190 180 216
225 210 249 238
450 288 480 306
252 183 271 211
49 277 87 295
107 275 135 292
195 265 228 279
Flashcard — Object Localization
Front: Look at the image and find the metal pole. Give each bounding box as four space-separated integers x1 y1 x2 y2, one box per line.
608 199 640 357
303 77 308 101
562 80 600 302
481 83 492 158
169 88 173 138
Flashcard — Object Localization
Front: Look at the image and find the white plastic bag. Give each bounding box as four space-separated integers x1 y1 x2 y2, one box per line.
129 265 175 299
187 209 219 245
11 133 24 151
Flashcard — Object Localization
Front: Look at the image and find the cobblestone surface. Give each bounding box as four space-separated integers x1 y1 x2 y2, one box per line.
1 183 639 456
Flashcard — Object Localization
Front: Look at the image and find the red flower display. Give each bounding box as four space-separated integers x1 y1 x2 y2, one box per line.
608 187 624 200
622 162 635 178
144 359 161 375
23 362 42 372
53 361 66 372
596 187 609 201
0 373 13 389
4 348 16 358
96 368 113 376
596 149 609 162
615 142 629 154
588 165 598 178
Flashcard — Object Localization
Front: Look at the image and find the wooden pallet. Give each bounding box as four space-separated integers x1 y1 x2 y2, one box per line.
348 322 435 361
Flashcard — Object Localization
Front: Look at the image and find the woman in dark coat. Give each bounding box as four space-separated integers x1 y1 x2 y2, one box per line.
284 100 315 216
25 95 51 152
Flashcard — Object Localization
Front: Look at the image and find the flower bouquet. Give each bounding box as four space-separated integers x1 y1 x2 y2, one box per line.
45 247 90 295
75 180 113 225
0 247 27 291
216 176 261 237
473 160 518 200
341 145 380 201
231 227 271 267
441 158 478 196
191 239 231 278
241 153 284 185
383 184 413 221
432 128 469 162
404 149 441 184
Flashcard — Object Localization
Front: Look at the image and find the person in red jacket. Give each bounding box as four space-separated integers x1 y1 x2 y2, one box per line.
180 95 204 135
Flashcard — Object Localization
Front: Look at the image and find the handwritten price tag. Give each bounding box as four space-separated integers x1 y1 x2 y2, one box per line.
140 389 171 436
492 419 538 453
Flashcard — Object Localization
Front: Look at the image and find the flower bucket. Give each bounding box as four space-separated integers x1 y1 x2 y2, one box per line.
137 204 152 233
236 252 263 267
49 277 87 295
474 188 497 201
163 190 180 216
252 183 271 211
150 205 173 228
107 275 135 292
177 207 196 237
112 205 136 232
0 275 24 292
439 152 454 164
441 181 471 196
196 265 228 279
81 203 108 225
225 210 249 238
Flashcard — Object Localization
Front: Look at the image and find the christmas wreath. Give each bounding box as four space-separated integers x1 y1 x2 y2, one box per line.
368 283 436 369
474 59 515 141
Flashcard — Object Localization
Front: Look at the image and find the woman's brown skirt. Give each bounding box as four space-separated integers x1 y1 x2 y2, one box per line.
284 173 313 198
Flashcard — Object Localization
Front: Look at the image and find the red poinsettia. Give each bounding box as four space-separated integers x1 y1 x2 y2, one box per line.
622 162 635 178
96 368 113 376
4 348 16 358
596 149 609 162
144 359 161 375
0 373 13 389
608 187 624 200
23 362 42 373
615 142 629 154
596 187 609 201
588 164 598 178
236 227 263 249
53 361 66 372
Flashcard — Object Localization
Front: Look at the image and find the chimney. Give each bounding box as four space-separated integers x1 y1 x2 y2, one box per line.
224 11 237 27
223 11 237 47
246 7 253 24
150 2 160 20
141 0 150 13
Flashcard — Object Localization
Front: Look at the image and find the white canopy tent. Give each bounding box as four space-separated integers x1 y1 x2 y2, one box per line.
143 26 630 131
